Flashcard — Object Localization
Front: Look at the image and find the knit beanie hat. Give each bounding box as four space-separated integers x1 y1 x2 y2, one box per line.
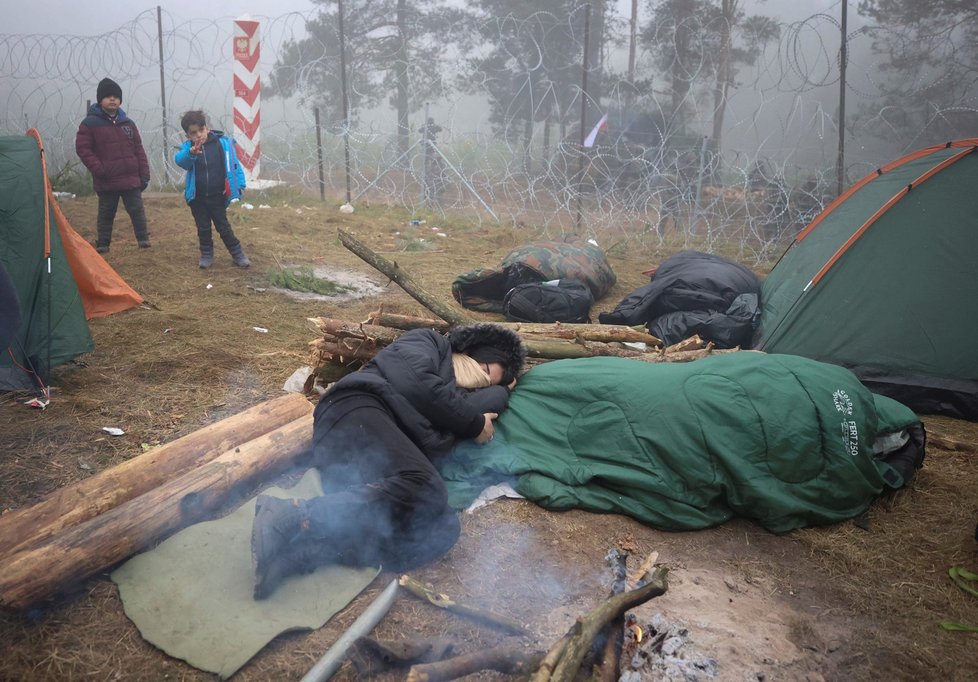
96 78 123 104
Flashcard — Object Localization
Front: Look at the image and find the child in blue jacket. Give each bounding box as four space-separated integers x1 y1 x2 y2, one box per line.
175 110 250 268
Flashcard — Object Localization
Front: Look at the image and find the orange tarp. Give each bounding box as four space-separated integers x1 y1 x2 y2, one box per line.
27 129 143 319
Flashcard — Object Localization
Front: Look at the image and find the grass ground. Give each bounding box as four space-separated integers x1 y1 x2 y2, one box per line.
0 190 976 681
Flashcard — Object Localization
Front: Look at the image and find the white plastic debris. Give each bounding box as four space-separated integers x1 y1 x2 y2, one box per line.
102 427 125 436
339 203 355 214
283 366 313 393
587 238 599 246
253 326 269 333
240 202 255 210
258 204 271 209
465 482 524 513
436 232 448 238
206 283 213 289
163 327 173 334
52 191 76 200
24 397 49 410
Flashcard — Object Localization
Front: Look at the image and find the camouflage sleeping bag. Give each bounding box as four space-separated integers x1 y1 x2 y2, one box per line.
441 353 924 532
452 235 616 313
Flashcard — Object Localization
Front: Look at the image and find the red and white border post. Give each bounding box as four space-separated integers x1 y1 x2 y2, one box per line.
233 18 261 184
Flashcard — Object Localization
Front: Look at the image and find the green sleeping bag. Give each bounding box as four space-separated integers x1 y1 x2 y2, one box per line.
441 353 923 533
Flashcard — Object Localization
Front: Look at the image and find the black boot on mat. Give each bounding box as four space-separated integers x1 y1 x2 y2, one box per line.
251 495 305 596
253 536 355 600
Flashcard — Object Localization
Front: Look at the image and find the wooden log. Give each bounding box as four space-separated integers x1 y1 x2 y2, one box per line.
367 311 661 346
311 339 392 363
512 323 660 346
534 566 670 682
593 550 629 682
338 229 473 326
398 574 527 635
0 414 313 612
406 645 545 682
311 330 742 369
0 394 312 560
366 311 450 332
663 335 709 353
308 317 406 346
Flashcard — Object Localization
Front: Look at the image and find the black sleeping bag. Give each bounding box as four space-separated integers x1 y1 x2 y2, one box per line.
598 250 760 347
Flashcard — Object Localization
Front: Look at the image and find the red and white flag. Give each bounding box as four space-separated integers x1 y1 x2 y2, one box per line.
583 113 608 148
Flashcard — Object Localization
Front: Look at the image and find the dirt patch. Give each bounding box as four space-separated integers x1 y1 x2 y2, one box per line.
1 191 976 681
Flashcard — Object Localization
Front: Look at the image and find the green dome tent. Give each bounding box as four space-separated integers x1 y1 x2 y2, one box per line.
753 139 978 420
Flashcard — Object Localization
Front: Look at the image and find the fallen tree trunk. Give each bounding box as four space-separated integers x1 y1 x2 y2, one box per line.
0 394 312 560
338 229 472 326
0 414 313 612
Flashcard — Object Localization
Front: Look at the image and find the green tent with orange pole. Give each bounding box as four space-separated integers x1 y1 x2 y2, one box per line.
753 139 978 419
0 130 142 393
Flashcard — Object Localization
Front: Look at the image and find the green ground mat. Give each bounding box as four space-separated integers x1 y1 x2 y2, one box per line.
111 469 379 679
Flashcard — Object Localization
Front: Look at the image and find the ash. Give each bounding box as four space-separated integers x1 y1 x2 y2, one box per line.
619 612 718 682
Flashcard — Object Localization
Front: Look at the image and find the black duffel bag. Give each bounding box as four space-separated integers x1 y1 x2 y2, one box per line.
503 278 594 323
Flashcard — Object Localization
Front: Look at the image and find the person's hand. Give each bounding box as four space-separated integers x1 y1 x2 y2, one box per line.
139 179 149 192
475 412 498 444
506 377 517 391
190 141 203 155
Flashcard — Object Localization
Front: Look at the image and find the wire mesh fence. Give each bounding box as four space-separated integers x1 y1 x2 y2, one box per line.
2 3 975 265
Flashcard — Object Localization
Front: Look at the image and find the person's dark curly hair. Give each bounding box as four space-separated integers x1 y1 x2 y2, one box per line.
447 323 526 385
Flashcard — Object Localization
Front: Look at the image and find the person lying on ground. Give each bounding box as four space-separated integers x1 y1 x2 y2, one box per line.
250 322 526 599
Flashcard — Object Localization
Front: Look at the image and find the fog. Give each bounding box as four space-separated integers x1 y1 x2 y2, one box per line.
2 0 839 38
0 0 315 34
2 0 972 249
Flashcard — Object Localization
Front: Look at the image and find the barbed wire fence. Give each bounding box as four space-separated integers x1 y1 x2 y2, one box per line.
1 4 975 266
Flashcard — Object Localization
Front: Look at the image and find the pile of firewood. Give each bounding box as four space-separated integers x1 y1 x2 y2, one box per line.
308 310 734 386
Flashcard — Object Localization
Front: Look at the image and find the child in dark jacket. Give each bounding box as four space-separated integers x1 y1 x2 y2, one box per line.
75 78 151 253
174 110 250 269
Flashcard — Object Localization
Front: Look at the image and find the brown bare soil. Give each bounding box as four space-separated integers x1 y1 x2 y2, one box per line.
1 191 976 681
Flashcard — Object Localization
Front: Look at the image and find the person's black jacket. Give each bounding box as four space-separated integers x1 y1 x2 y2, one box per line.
320 325 525 455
